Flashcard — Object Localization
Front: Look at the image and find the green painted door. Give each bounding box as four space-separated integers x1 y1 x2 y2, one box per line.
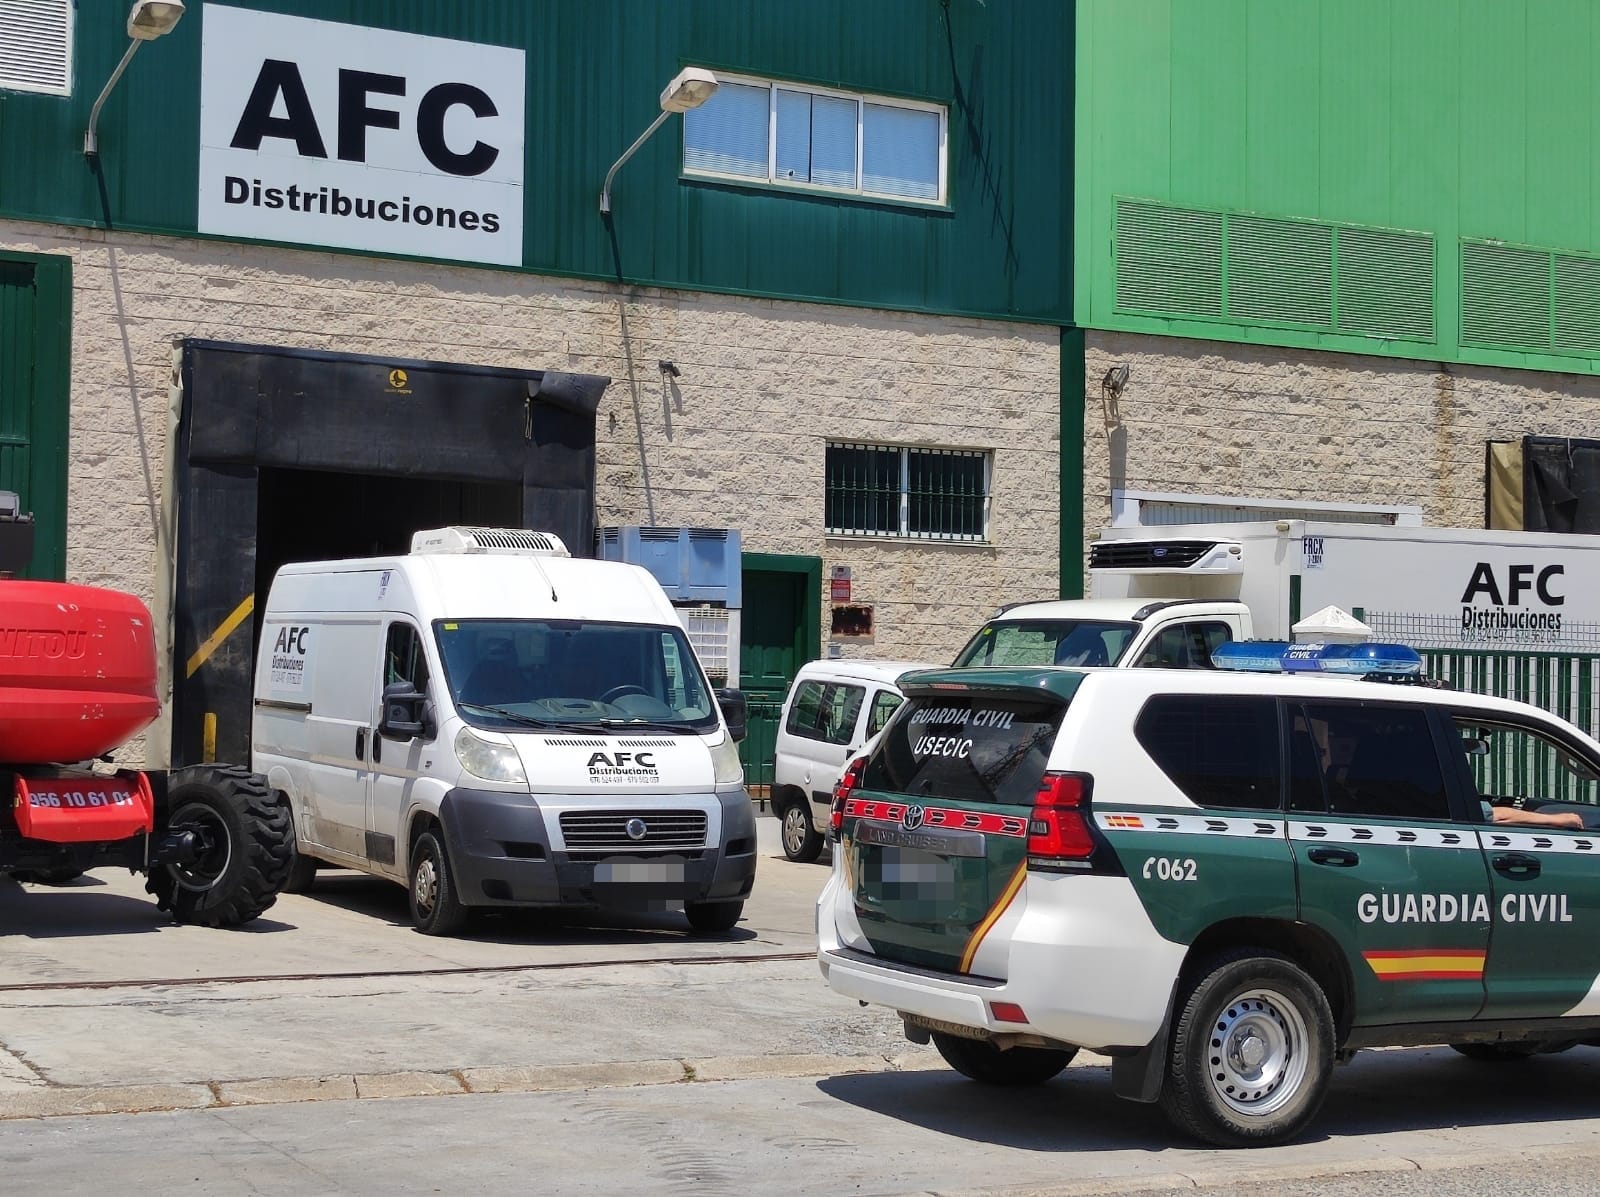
739 554 821 787
0 255 69 580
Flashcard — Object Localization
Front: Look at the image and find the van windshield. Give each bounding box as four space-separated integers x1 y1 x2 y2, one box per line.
434 619 718 732
952 618 1139 668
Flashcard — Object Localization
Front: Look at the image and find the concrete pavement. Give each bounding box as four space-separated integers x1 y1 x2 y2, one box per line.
0 817 942 1117
4 1044 1600 1195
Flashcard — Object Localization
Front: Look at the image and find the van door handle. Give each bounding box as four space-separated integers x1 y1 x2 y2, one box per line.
355 728 365 760
1493 852 1541 879
371 730 381 764
1306 846 1359 867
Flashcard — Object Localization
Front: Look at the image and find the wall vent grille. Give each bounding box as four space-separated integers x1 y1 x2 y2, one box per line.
1114 197 1436 343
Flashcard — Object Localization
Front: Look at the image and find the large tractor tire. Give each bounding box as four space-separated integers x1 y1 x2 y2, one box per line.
145 765 294 928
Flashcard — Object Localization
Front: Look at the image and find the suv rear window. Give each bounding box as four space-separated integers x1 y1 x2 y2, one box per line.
1136 695 1281 810
862 695 1066 805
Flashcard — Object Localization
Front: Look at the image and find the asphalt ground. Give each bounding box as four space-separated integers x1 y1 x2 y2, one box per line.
6 810 1600 1196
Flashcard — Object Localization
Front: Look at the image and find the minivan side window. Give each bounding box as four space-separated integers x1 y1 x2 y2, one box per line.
1293 702 1450 822
385 622 430 695
787 681 866 745
1135 695 1280 810
867 690 903 737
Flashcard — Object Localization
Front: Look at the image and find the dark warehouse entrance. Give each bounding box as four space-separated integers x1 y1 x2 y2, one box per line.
170 339 609 769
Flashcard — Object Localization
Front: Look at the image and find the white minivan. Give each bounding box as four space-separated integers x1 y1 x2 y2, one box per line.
251 527 756 935
769 659 936 862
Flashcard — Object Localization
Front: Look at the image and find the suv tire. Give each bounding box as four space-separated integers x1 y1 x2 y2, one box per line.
780 800 824 863
931 1032 1075 1086
1161 949 1335 1147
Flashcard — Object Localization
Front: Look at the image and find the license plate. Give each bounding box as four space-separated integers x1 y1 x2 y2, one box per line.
595 859 686 883
866 846 957 899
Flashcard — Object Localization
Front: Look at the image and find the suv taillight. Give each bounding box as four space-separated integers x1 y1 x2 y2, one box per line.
1027 772 1095 864
829 756 866 840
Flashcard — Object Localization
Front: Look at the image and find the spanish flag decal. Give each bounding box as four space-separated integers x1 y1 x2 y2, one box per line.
1362 949 1486 982
1103 814 1144 829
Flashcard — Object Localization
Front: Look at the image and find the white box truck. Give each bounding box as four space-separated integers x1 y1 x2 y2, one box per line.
1080 519 1600 735
252 526 756 936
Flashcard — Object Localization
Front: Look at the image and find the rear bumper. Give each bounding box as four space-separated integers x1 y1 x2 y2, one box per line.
816 868 1185 1052
440 787 757 910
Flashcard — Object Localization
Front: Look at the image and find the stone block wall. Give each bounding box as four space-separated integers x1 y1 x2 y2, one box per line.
1083 330 1600 539
1 220 1062 686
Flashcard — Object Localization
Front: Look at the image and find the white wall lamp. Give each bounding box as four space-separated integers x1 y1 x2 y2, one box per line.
84 1 187 157
599 67 718 215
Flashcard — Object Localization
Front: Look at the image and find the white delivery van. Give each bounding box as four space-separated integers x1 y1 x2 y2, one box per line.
251 527 756 936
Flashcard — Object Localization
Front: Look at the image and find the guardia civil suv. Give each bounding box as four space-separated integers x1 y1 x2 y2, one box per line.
817 643 1600 1146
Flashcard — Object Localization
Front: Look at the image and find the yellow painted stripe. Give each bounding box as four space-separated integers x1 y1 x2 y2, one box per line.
1366 954 1485 976
959 863 1027 975
185 593 255 679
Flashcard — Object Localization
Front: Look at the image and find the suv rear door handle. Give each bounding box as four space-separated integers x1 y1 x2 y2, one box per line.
1492 852 1541 879
1306 846 1359 867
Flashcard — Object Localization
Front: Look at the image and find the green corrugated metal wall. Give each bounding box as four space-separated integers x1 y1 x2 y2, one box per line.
0 0 1072 324
1076 0 1600 377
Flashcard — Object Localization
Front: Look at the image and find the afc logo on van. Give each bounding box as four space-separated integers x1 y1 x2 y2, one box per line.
586 751 659 783
268 623 313 692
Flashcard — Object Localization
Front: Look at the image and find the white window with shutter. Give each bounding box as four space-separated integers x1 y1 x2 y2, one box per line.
684 72 946 206
0 0 73 96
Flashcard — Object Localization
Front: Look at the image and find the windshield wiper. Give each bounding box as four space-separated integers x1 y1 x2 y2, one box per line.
457 702 560 729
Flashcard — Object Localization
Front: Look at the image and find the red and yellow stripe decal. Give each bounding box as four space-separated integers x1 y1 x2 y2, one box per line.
958 863 1027 974
1362 949 1486 982
843 798 1028 838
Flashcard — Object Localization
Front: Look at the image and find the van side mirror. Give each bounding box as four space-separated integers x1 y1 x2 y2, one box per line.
717 688 747 743
380 680 427 740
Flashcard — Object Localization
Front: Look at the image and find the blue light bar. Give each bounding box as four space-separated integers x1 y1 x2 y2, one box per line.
1212 641 1423 676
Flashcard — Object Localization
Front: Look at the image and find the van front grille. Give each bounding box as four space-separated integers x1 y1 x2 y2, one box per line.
559 810 708 852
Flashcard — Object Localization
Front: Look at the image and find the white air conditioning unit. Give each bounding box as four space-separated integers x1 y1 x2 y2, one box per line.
410 527 571 557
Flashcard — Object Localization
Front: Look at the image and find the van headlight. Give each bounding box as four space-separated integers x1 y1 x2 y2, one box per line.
454 726 527 785
710 734 744 785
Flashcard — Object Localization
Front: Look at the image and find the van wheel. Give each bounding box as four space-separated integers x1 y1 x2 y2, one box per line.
149 765 294 928
685 900 743 933
1160 950 1335 1147
780 801 823 863
281 849 318 894
932 1032 1075 1086
409 830 469 936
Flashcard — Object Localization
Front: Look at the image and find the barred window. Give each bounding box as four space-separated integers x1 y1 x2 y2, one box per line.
683 73 946 205
825 443 990 542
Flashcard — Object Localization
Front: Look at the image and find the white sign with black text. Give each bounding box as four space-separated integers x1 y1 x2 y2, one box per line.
198 5 525 266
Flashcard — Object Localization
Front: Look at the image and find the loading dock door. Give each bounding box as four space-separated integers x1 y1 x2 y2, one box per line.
172 340 608 769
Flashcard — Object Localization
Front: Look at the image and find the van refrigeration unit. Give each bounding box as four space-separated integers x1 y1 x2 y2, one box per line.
597 526 742 686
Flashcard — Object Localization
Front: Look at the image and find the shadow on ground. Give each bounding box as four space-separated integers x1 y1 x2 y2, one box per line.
296 872 760 947
817 1044 1600 1153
